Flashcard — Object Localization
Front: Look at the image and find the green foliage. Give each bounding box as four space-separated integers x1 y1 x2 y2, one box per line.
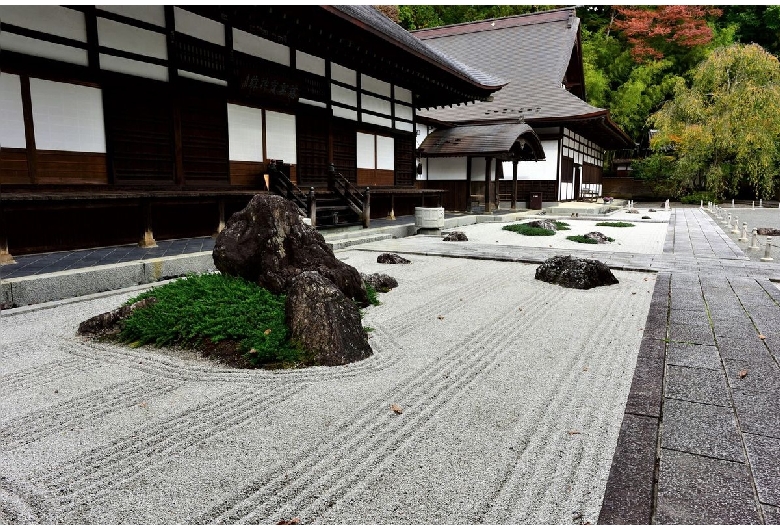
596 222 635 227
567 235 614 244
554 221 571 230
503 223 554 236
365 283 380 306
680 191 719 204
121 274 303 366
650 43 780 200
397 5 555 31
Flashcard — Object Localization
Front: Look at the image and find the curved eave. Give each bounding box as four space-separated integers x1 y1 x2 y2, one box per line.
527 111 634 150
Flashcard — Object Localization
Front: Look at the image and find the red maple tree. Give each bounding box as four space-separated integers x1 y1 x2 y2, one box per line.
613 5 722 62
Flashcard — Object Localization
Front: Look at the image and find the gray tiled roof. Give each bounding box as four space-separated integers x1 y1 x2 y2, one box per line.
417 121 545 160
413 8 606 122
328 5 507 90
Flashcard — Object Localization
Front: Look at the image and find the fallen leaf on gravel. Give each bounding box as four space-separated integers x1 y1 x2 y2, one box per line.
631 292 636 295
518 307 523 311
139 402 148 408
391 404 403 414
54 389 58 394
437 315 444 320
739 370 748 379
759 334 766 340
567 430 581 435
583 367 589 372
277 518 300 525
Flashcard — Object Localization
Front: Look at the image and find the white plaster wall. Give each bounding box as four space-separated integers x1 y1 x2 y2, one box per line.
376 135 394 170
227 104 263 162
394 86 412 103
427 157 467 181
233 28 289 66
394 102 413 121
362 114 392 128
0 74 27 149
97 18 167 60
357 132 375 169
515 140 558 180
415 124 430 149
333 106 358 121
331 63 356 86
29 78 106 153
395 121 414 132
99 54 168 81
0 6 86 42
0 32 88 66
331 84 357 108
174 7 224 46
296 51 325 77
265 110 296 163
97 5 165 27
362 94 391 117
560 181 574 201
361 74 391 97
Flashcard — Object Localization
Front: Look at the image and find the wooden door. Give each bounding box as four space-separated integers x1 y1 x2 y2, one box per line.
332 122 357 183
179 80 229 186
394 135 415 187
296 111 329 186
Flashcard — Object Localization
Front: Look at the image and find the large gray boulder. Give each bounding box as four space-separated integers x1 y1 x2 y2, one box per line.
535 255 619 290
285 271 372 366
361 272 398 293
213 194 370 307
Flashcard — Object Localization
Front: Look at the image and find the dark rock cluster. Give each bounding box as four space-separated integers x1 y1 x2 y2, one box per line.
583 231 612 244
443 231 468 241
377 253 411 264
361 273 399 293
535 255 619 290
526 219 559 232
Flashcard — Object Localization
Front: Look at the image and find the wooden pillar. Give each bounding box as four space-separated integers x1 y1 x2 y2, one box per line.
388 194 396 220
511 160 518 210
139 200 157 248
0 207 14 264
215 199 226 236
363 187 371 228
20 76 38 184
495 159 503 210
465 156 473 212
307 187 317 227
484 157 492 213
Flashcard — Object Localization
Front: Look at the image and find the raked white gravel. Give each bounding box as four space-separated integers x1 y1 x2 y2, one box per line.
0 247 655 524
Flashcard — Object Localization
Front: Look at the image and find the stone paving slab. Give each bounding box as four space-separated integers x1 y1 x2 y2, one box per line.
660 399 744 462
732 390 780 439
743 433 780 507
763 504 780 524
666 342 721 371
664 365 730 406
655 449 761 525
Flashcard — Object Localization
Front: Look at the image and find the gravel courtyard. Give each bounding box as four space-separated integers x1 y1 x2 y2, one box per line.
0 241 657 524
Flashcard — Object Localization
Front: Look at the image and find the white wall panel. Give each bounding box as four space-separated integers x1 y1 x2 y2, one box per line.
427 157 467 181
333 106 358 121
98 18 167 60
97 5 165 27
356 132 375 169
265 111 296 164
331 62 356 86
395 121 414 132
296 51 325 76
415 124 430 149
233 28 289 66
516 140 558 180
560 181 574 201
361 74 391 97
376 136 394 170
178 70 227 86
0 74 27 149
0 6 86 42
99 54 168 81
299 98 327 108
227 104 263 162
394 102 413 121
394 86 412 103
362 94 391 116
0 32 88 66
362 114 391 128
331 84 357 108
174 7 224 46
29 79 106 153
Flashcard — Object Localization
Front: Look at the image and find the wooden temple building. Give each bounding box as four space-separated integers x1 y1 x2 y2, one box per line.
0 5 507 258
413 7 634 212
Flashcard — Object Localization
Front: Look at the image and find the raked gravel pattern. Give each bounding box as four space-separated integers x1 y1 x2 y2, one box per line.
1 250 655 525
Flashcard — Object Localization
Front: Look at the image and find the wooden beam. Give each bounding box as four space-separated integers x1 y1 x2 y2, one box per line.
465 156 472 213
511 160 518 210
484 157 492 214
19 75 38 184
495 158 502 210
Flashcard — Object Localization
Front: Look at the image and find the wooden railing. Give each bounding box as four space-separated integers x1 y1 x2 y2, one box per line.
267 160 312 219
327 163 371 228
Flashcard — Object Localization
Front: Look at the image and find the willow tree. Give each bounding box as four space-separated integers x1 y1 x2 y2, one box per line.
650 43 780 199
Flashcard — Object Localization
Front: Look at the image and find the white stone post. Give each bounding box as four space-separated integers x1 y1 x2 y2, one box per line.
739 222 748 241
760 199 763 208
726 213 732 227
732 216 741 234
732 199 735 208
761 236 774 262
750 228 761 250
700 200 704 209
752 200 755 210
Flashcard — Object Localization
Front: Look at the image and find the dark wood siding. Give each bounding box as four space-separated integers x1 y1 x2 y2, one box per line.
583 162 602 184
229 161 265 187
561 156 574 183
296 111 329 186
332 122 356 183
357 168 394 187
104 76 175 185
499 180 557 203
179 81 229 185
37 151 107 185
0 148 30 184
394 134 415 187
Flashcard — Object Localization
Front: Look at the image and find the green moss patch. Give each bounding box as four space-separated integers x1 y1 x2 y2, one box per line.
567 234 615 244
596 222 635 227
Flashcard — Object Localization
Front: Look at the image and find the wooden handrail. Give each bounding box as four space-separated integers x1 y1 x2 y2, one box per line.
267 160 309 217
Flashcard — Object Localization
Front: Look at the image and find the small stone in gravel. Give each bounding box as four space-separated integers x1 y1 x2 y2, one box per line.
443 231 468 241
584 232 612 244
642 216 651 219
377 253 411 264
757 228 780 236
361 272 398 293
526 219 559 232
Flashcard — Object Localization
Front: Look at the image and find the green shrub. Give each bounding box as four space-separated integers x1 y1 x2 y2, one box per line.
365 283 380 306
567 235 614 244
680 191 719 204
554 221 571 230
120 273 304 367
596 222 634 227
